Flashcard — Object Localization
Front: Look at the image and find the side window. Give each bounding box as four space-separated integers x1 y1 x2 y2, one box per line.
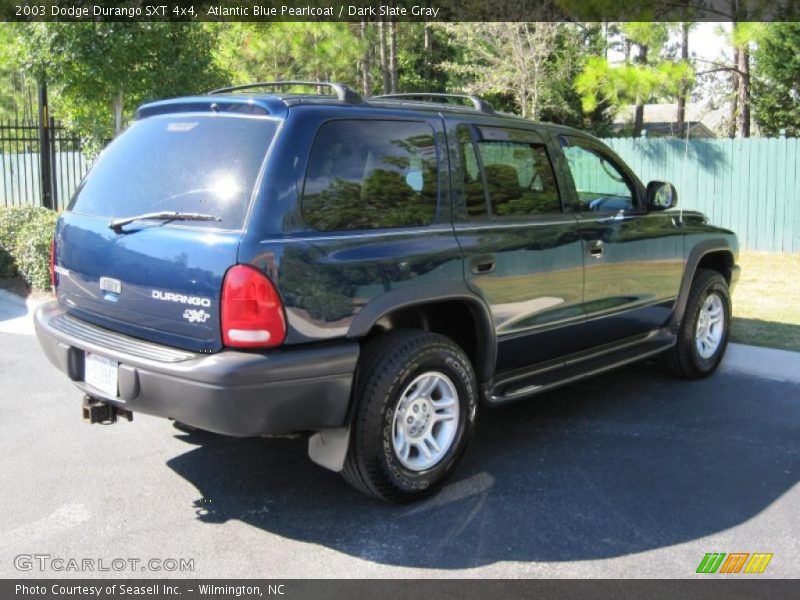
560 136 635 213
302 120 438 231
476 140 560 216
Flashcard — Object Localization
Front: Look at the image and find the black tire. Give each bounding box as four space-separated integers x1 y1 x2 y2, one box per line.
665 269 732 379
342 330 478 503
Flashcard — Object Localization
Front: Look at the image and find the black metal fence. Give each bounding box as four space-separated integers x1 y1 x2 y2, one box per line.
0 119 90 211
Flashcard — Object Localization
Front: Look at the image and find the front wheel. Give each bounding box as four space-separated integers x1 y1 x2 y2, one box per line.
665 269 732 379
342 330 478 503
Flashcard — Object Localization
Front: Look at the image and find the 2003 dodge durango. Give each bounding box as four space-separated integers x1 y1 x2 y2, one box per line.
35 82 740 502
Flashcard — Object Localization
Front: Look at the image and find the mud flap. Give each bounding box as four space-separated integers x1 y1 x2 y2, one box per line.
308 427 350 472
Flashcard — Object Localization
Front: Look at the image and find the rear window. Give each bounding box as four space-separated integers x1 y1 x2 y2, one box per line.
301 120 438 231
69 115 278 230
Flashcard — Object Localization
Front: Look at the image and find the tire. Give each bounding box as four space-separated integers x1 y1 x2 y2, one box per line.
342 330 478 503
665 269 732 379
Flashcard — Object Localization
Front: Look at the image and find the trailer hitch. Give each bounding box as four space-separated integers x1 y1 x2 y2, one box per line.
82 395 133 424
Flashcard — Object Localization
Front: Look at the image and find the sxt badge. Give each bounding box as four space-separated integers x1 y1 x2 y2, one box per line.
183 309 211 324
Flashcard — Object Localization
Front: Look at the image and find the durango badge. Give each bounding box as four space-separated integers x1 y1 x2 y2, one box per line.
151 289 211 307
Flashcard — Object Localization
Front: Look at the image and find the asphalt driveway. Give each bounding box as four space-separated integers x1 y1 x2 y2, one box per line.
0 302 798 578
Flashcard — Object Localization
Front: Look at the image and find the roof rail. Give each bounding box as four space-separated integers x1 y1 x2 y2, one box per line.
208 81 362 104
370 93 495 114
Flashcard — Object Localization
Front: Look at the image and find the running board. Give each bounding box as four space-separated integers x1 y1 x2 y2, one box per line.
487 329 676 405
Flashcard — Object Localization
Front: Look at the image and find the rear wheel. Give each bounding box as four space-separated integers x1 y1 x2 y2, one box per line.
342 330 478 503
665 269 731 379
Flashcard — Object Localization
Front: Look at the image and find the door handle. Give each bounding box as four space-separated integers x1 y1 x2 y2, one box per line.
470 255 496 275
588 240 604 259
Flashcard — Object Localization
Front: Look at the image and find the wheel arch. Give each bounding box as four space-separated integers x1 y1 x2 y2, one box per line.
670 239 736 331
347 284 496 384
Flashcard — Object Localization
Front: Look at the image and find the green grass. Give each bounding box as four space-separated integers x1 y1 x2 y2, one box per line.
731 252 800 352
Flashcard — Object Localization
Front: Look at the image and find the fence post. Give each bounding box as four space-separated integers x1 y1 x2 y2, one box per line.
49 115 59 210
38 80 54 210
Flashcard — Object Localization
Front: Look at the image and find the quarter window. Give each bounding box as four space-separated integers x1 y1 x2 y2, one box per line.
560 136 635 213
302 120 438 231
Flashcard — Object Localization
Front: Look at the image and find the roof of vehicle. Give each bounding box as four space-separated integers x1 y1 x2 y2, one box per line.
135 81 587 139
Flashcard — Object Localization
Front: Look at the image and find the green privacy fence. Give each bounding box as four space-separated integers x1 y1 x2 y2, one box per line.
602 136 800 253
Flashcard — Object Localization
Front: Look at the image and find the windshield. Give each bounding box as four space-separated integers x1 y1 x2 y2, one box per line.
69 115 279 230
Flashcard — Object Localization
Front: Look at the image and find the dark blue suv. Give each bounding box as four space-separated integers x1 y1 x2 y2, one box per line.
35 82 740 502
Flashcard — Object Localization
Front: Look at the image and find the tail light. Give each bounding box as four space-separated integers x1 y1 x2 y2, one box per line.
50 237 56 289
221 264 286 348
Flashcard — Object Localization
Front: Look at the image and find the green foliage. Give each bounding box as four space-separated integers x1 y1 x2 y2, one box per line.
573 22 695 128
397 24 454 93
10 22 226 151
0 206 58 290
538 24 610 131
752 23 800 136
213 22 364 88
575 45 694 119
439 22 563 119
2 19 791 142
0 23 37 121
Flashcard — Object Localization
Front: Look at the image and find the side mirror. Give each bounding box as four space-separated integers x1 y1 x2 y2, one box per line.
646 181 678 211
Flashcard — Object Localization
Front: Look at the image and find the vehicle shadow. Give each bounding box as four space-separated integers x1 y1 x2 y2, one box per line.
166 362 800 568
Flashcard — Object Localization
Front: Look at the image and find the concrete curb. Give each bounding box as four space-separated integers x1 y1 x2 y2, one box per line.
721 342 800 385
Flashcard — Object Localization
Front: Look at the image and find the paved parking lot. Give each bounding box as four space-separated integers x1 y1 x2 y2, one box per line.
0 315 798 578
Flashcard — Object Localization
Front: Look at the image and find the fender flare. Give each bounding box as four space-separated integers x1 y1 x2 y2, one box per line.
669 239 736 332
347 282 497 383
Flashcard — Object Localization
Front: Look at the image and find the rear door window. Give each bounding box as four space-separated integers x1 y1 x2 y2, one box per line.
302 120 438 231
69 115 279 230
457 125 562 218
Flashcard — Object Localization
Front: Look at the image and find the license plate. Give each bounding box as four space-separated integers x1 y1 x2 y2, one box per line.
84 352 118 398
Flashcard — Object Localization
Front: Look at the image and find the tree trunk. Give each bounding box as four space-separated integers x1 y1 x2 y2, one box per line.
728 46 739 138
676 22 689 136
633 45 648 137
360 20 372 97
379 21 390 94
423 23 432 82
389 21 399 93
113 91 124 134
737 44 750 138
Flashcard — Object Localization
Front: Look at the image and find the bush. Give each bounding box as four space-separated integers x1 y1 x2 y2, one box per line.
0 206 58 291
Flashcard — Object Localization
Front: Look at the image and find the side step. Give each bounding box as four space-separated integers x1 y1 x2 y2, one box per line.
488 329 676 404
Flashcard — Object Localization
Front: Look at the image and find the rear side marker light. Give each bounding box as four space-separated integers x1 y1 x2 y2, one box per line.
50 237 57 289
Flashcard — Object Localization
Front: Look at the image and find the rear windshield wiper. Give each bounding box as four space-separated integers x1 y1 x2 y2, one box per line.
109 211 222 232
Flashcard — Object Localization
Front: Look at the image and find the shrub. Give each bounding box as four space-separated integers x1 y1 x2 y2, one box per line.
0 206 58 291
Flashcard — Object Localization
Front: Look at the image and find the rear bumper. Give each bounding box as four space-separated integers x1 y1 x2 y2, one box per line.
34 301 358 436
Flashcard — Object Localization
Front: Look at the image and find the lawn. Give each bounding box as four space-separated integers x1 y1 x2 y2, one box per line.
731 251 800 352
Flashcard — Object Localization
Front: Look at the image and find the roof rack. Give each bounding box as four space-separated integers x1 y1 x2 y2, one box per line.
207 81 362 104
370 93 495 114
